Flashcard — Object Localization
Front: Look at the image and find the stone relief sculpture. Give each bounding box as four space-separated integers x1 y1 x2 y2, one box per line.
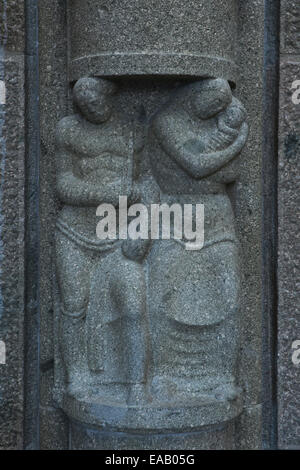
40 0 266 450
147 79 249 404
54 77 150 405
54 75 249 431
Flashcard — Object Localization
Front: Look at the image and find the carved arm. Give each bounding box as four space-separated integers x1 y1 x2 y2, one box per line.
153 118 249 180
55 143 122 207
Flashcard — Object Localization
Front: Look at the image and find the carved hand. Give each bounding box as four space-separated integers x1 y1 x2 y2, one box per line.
57 172 123 207
175 122 249 179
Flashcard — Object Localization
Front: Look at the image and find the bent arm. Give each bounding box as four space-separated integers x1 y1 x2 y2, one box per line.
153 117 249 180
55 128 121 207
56 171 121 207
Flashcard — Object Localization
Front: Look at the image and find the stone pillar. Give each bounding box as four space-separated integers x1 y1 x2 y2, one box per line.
2 0 299 452
45 0 264 450
38 0 70 450
0 0 25 450
278 1 300 450
68 0 238 82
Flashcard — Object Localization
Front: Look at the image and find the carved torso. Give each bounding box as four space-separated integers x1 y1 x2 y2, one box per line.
56 113 133 239
62 114 133 189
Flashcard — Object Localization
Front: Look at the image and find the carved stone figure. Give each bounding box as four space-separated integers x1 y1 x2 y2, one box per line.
54 77 149 404
147 79 249 404
54 76 249 432
45 0 263 450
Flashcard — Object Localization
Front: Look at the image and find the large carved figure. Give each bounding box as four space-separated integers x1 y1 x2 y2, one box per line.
55 77 149 403
147 79 248 403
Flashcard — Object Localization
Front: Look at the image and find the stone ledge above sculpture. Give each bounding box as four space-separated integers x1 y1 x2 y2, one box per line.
68 0 238 83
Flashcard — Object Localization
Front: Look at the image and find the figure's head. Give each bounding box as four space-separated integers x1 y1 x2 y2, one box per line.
220 98 247 129
188 78 232 119
73 77 117 124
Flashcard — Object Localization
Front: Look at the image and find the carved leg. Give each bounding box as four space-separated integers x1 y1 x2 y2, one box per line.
112 254 148 403
55 230 93 393
85 247 149 403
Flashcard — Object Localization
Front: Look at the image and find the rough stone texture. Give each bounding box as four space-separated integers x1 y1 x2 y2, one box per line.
0 1 25 53
278 1 300 448
0 0 270 452
37 0 264 450
0 55 25 449
53 77 247 438
281 2 300 55
68 0 238 83
40 405 69 450
235 405 262 450
234 0 264 447
261 0 279 449
70 420 236 450
38 0 70 449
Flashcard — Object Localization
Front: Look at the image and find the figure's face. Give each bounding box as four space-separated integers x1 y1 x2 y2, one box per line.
74 78 115 124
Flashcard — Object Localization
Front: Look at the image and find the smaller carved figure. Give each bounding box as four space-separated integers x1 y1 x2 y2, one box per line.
185 97 247 154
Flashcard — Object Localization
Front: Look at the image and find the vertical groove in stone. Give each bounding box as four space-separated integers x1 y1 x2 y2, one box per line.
234 0 264 449
24 0 41 450
277 0 300 450
262 0 280 450
38 0 70 449
0 0 26 450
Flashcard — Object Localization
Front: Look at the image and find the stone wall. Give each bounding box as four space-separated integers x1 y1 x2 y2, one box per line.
0 0 298 451
38 0 264 450
277 0 300 450
0 0 25 450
